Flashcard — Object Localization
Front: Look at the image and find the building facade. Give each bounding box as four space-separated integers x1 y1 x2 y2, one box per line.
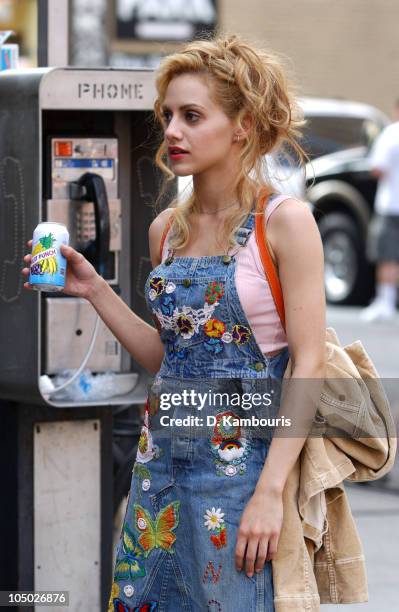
109 0 399 116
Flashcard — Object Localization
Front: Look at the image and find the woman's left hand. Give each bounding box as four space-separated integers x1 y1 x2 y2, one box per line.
235 488 283 577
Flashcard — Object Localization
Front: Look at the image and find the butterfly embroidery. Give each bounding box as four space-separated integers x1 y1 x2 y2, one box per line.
114 525 146 583
113 599 158 612
133 501 180 557
113 600 129 612
210 527 227 549
133 603 158 612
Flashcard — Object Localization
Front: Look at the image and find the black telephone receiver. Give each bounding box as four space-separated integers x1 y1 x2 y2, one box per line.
71 172 111 278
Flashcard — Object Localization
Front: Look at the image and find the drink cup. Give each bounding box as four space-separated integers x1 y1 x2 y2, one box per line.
29 222 69 291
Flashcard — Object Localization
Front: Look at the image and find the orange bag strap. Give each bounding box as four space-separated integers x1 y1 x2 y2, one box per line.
254 194 286 331
159 211 176 261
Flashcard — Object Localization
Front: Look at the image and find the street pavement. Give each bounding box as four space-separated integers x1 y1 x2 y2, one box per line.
326 305 399 378
322 306 398 611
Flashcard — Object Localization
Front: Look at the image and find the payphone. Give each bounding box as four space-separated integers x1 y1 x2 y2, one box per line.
0 67 159 406
48 137 120 283
45 136 124 376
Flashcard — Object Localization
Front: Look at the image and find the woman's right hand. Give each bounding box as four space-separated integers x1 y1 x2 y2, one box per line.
22 241 104 300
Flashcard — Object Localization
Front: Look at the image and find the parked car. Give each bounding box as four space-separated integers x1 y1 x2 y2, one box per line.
301 97 389 305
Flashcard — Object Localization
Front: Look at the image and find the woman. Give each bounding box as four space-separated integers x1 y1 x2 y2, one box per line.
23 35 325 611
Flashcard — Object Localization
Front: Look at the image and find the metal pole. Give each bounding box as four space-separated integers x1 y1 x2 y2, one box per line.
37 0 70 67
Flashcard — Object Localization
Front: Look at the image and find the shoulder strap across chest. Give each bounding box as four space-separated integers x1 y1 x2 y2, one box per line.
158 196 286 331
159 204 255 259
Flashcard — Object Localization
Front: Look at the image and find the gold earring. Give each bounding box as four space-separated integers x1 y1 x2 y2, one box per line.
235 135 240 142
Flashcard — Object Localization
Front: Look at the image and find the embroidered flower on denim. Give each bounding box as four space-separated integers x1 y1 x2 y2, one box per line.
136 411 161 464
204 318 226 338
232 324 252 345
204 507 224 530
203 507 227 549
165 281 176 294
204 319 226 354
210 411 251 477
205 281 224 305
176 312 196 339
149 277 166 301
153 302 217 335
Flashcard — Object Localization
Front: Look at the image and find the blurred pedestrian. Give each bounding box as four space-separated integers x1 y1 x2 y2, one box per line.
361 99 399 322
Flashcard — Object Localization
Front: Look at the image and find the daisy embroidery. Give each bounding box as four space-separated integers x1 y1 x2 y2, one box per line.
204 507 225 531
204 507 227 550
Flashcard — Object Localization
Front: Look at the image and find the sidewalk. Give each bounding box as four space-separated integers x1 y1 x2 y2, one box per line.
322 485 399 611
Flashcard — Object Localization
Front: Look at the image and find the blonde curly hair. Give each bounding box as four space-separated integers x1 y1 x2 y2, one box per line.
153 33 307 253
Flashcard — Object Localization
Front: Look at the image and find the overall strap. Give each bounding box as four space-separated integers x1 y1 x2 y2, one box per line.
158 205 256 259
255 193 286 331
233 205 256 247
159 198 288 335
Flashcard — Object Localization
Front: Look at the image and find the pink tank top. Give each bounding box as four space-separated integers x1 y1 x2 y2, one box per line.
161 195 290 356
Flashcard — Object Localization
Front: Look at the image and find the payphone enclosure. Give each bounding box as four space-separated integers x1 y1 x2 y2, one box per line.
0 67 162 407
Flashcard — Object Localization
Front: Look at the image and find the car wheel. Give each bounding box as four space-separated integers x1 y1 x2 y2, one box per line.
318 212 374 305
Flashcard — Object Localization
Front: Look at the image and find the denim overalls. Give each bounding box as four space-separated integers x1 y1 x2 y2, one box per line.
109 200 290 612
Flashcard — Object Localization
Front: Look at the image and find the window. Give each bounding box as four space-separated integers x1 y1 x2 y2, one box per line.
301 116 382 159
